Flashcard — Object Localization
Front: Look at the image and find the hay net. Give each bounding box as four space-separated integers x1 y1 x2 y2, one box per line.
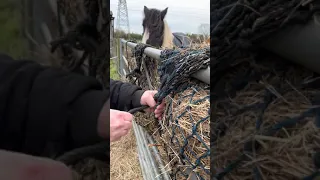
211 0 320 180
126 43 210 180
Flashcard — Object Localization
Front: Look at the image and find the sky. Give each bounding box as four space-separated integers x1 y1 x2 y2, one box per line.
110 0 210 34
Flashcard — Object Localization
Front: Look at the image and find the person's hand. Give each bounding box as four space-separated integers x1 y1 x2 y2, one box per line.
109 109 133 142
140 90 166 120
97 100 133 142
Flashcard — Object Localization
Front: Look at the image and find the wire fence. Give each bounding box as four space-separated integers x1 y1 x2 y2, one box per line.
118 39 210 180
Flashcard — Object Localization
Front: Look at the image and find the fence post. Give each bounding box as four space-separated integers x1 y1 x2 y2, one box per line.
119 39 123 76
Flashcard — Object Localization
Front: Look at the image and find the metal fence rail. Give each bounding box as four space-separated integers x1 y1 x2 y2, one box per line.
117 38 210 180
119 39 210 85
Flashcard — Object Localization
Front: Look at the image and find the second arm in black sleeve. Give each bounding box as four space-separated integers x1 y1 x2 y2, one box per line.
109 79 145 111
0 54 109 157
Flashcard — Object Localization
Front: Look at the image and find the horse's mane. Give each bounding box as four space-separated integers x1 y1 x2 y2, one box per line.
162 20 174 49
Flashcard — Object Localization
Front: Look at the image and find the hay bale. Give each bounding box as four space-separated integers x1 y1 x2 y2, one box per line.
160 82 210 179
132 82 210 180
125 44 210 179
211 2 320 178
212 54 320 180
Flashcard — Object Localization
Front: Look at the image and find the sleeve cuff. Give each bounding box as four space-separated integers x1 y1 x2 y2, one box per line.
131 90 145 108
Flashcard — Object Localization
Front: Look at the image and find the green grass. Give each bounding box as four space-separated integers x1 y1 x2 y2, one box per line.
110 58 120 80
0 1 28 59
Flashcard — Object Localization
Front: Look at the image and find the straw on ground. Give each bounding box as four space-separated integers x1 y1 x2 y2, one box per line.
110 129 143 180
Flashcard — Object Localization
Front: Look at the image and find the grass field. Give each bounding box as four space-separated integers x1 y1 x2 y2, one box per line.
0 0 28 58
110 58 120 80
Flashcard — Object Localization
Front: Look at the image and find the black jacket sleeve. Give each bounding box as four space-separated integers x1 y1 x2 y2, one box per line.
110 79 145 111
0 54 108 157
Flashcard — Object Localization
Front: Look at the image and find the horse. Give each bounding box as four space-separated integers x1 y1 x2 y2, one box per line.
141 6 192 49
126 6 192 83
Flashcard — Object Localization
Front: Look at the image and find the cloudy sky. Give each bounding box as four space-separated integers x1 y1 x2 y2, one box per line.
110 0 210 34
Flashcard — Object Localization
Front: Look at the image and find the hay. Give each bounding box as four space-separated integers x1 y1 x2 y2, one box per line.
130 85 211 179
160 84 210 179
65 129 142 180
213 54 320 180
110 129 143 180
126 46 210 179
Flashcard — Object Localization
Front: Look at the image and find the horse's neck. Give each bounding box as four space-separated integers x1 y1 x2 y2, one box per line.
162 20 174 49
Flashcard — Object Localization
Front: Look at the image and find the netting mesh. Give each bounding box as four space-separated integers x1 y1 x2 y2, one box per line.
211 1 320 179
212 53 320 180
125 43 210 179
163 85 210 179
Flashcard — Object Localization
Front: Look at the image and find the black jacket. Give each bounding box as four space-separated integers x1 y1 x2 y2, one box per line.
0 54 144 157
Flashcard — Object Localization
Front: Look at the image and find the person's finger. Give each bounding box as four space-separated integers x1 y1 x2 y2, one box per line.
123 128 130 136
158 101 166 108
155 113 163 120
146 91 158 107
110 132 121 142
122 119 132 129
155 106 164 114
145 107 155 113
116 129 130 139
148 90 158 96
111 128 129 142
157 104 165 111
119 111 134 122
146 98 157 108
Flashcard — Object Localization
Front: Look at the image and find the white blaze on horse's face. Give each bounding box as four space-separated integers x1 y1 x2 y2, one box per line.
141 10 149 44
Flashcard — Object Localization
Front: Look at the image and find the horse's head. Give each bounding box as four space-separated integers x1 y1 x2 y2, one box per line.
142 6 168 48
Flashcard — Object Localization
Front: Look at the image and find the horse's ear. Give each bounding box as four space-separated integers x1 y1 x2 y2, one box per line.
144 6 149 15
161 7 168 20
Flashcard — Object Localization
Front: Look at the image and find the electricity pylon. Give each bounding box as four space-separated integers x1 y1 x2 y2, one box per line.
116 0 130 37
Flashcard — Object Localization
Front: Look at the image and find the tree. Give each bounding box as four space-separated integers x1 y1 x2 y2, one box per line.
198 24 210 40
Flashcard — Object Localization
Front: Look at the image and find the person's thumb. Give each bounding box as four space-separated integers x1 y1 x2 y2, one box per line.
146 97 156 108
142 91 157 108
